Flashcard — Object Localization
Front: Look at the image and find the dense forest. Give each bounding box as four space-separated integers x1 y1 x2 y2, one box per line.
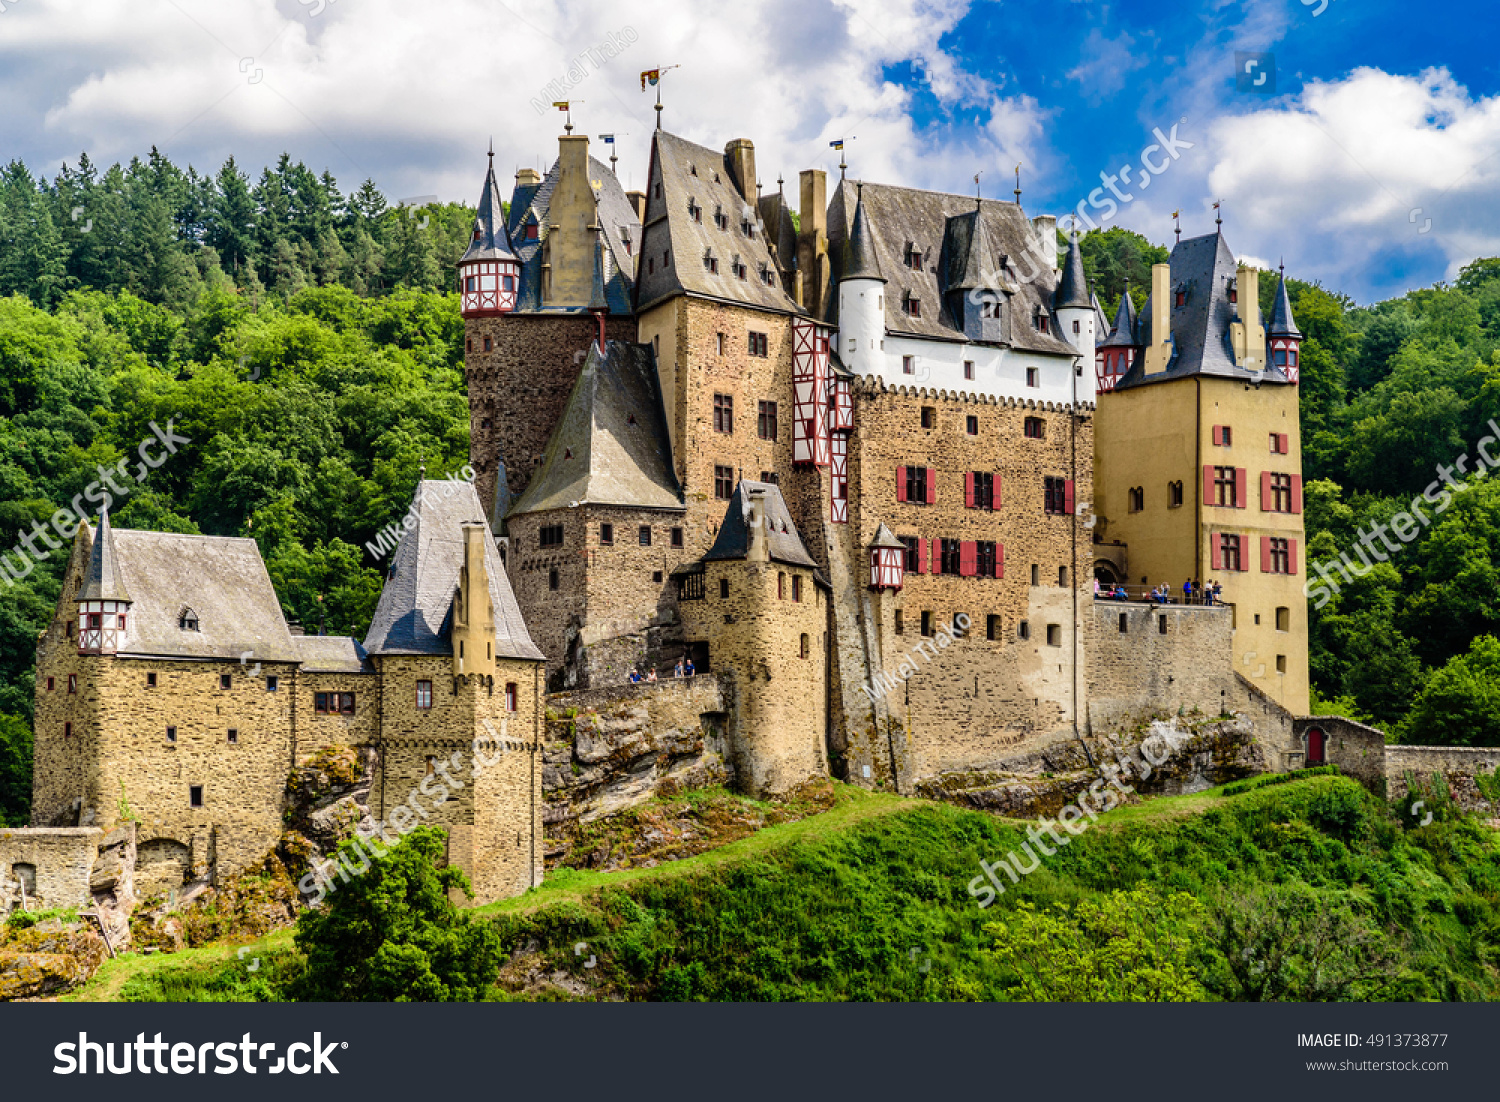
0 151 1497 823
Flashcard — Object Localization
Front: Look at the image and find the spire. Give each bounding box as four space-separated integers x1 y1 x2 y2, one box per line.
1054 232 1090 310
842 183 885 283
460 151 518 264
1100 280 1141 349
1014 162 1022 205
80 510 130 602
1268 267 1301 340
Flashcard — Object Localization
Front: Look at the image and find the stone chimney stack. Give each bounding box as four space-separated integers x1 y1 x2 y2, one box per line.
797 169 829 314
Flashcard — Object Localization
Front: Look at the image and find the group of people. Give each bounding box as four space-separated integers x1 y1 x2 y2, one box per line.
1094 577 1224 605
628 656 696 684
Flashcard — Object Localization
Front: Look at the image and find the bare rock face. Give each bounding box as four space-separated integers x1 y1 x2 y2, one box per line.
0 922 108 1001
88 824 137 954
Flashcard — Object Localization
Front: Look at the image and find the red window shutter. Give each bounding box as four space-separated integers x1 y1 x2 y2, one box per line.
996 542 1005 578
1290 474 1303 514
1202 464 1215 504
1289 538 1299 575
1064 479 1075 515
960 540 976 577
896 466 907 503
1261 536 1272 574
964 472 976 509
1211 536 1223 571
1234 468 1247 509
1261 470 1273 511
917 537 928 574
927 468 937 505
995 472 1002 510
1278 433 1289 454
1212 424 1223 446
928 539 938 573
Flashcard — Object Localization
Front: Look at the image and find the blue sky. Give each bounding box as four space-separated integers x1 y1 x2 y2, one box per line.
0 0 1495 303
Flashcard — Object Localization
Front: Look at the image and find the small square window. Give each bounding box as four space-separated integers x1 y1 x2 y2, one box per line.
219 673 232 690
166 726 177 743
189 785 203 808
600 523 614 545
1046 624 1062 647
921 407 935 430
966 415 978 436
652 570 664 583
227 729 238 744
266 675 278 691
1276 655 1287 674
671 527 684 548
639 525 652 546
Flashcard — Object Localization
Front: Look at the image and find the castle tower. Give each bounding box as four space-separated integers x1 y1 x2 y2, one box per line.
76 510 130 655
458 149 520 318
1053 232 1096 397
1096 283 1140 394
452 522 498 677
836 184 886 375
1267 268 1303 384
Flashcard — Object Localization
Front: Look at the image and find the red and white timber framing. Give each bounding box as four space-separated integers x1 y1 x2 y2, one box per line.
793 319 832 468
459 258 520 316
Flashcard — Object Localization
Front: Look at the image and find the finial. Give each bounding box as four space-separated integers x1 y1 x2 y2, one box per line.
488 137 494 162
1279 256 1285 276
1214 199 1223 228
777 174 784 196
974 170 982 203
1172 208 1181 243
840 149 847 181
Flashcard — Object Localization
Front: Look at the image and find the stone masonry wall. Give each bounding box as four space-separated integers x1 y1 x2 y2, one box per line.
1087 602 1237 732
1294 716 1387 792
0 828 100 911
1385 744 1500 802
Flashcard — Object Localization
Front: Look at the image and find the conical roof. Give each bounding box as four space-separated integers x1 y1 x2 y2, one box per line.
1091 290 1109 337
79 511 130 602
868 522 905 550
1268 271 1301 339
460 153 518 264
1054 233 1091 310
842 184 885 283
1100 284 1141 349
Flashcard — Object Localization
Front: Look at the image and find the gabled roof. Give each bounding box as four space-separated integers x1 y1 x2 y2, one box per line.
1100 284 1140 349
704 480 818 569
633 130 800 315
824 179 1078 356
460 153 518 264
363 480 542 660
99 527 300 663
507 153 638 313
1054 234 1091 310
294 635 374 674
941 205 1000 292
758 189 798 274
1269 271 1301 339
1112 231 1294 391
79 511 129 602
509 340 682 516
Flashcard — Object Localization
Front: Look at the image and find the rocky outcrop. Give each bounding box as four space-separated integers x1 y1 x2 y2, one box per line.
87 824 136 954
0 920 108 1001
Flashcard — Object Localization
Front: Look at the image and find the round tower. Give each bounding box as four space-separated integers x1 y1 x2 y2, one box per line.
837 183 886 376
458 147 520 318
1053 231 1096 394
1096 280 1142 394
77 510 131 655
1267 265 1303 384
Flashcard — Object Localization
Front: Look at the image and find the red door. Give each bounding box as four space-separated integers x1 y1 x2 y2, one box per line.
1306 727 1326 766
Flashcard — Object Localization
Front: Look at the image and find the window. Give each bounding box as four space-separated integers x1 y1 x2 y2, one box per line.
1024 417 1045 439
920 407 936 430
1073 319 1081 334
713 393 734 433
663 250 671 268
64 721 72 738
904 466 930 504
671 527 684 548
977 541 999 578
483 336 492 352
969 472 995 511
800 633 810 659
1228 284 1238 304
894 610 905 635
714 206 730 231
1031 564 1040 585
733 258 748 280
68 674 77 694
1218 533 1242 572
1175 290 1186 308
167 726 177 743
266 676 278 692
600 523 614 545
416 680 433 710
778 572 785 600
757 400 777 441
539 524 564 548
1268 537 1291 574
315 692 357 714
1026 367 1039 388
1059 566 1069 587
964 360 975 380
761 471 778 485
688 198 702 222
1268 472 1293 513
938 538 961 575
898 536 921 572
652 571 663 582
748 331 769 357
904 294 922 318
1276 655 1287 674
920 611 933 637
719 578 730 599
1212 424 1233 446
190 785 203 808
1168 480 1184 508
903 356 916 375
45 676 54 691
526 222 539 240
548 568 560 591
179 608 199 631
505 682 518 711
704 252 719 274
220 673 232 690
66 620 73 638
1046 624 1062 647
1119 613 1128 633
1018 621 1031 640
986 615 1001 641
1213 466 1238 507
1044 476 1071 515
639 525 652 546
716 332 726 356
227 729 238 744
792 575 803 602
966 415 978 436
905 243 923 270
1270 432 1287 454
741 218 754 236
715 465 734 500
760 264 775 286
1159 615 1168 634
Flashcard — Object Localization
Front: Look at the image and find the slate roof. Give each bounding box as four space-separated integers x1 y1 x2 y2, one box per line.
1091 291 1110 341
634 131 800 315
1100 285 1140 349
363 480 543 660
1111 231 1294 391
294 635 374 674
460 154 518 264
79 511 129 602
508 340 682 516
506 153 638 313
843 186 885 282
824 179 1079 356
704 480 818 569
869 522 905 550
101 528 301 663
1268 271 1301 339
758 189 798 277
1054 234 1091 310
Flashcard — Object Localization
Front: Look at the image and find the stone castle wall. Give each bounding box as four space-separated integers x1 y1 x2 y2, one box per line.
0 828 100 911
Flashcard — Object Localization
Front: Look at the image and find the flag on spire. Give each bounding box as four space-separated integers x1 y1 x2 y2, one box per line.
829 139 844 150
640 69 660 89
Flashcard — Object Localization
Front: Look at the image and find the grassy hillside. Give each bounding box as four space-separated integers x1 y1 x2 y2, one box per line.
83 776 1500 1002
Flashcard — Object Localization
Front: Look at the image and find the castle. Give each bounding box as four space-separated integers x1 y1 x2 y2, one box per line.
7 120 1325 915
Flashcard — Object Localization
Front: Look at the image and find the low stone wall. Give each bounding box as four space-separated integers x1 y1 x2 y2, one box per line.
542 677 733 857
1295 716 1387 792
0 828 101 912
1386 745 1500 806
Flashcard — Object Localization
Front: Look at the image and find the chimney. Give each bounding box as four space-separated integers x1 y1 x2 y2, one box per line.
745 489 769 563
546 135 596 309
1230 265 1264 371
626 190 647 222
516 168 541 188
797 169 829 315
725 139 757 204
1030 214 1057 275
1143 261 1172 376
452 523 496 677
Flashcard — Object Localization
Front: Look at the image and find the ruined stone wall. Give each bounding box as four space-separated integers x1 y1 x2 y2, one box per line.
1385 744 1500 801
0 828 100 911
1294 716 1387 791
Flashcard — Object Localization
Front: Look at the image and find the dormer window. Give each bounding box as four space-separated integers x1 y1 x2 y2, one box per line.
758 262 774 286
688 198 702 223
733 256 748 280
1174 285 1186 308
904 242 923 271
980 296 1002 320
179 608 199 632
741 219 754 237
714 206 729 231
1228 283 1238 304
689 162 698 176
903 292 922 318
525 222 539 241
703 250 719 274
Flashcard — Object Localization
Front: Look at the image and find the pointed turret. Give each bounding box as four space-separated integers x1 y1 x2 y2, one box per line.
587 225 609 349
77 510 132 654
842 184 885 283
1053 232 1097 382
458 148 521 317
1054 232 1091 310
1268 270 1301 340
837 183 887 375
1096 283 1142 394
1266 267 1303 383
80 511 129 603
